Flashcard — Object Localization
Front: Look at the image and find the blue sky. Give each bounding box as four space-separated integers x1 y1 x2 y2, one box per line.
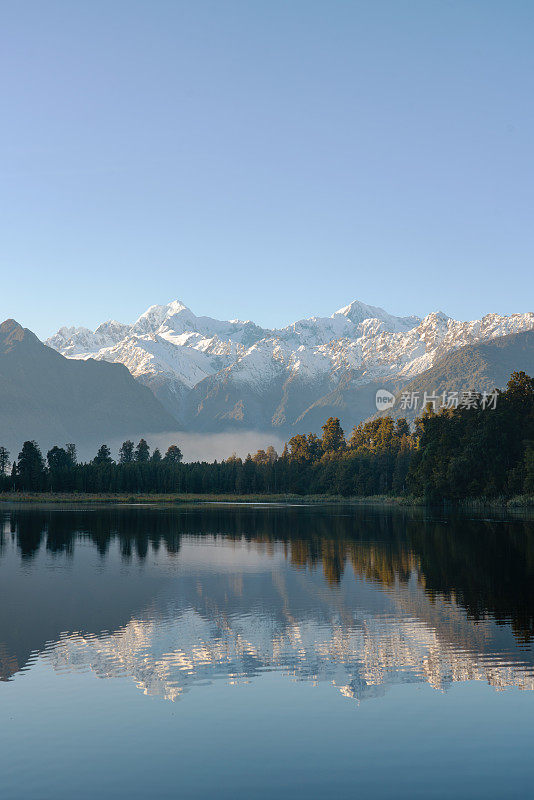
1 0 533 339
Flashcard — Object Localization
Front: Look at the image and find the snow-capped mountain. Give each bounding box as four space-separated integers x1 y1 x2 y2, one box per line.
46 300 534 433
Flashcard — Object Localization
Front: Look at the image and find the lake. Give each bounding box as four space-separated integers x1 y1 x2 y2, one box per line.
1 503 534 799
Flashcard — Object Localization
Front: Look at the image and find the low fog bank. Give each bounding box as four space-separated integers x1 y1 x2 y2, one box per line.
139 430 286 463
3 431 286 466
83 430 286 464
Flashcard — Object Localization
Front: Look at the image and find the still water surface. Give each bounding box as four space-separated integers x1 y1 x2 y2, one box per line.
1 503 534 799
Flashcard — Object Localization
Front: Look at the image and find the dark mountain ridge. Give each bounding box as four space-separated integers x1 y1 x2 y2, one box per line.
0 319 179 454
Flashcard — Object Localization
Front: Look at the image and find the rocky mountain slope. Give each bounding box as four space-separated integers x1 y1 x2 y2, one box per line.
0 319 179 453
375 329 534 422
47 300 534 434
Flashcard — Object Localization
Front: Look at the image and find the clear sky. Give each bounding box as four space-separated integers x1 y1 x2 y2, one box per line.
1 0 533 339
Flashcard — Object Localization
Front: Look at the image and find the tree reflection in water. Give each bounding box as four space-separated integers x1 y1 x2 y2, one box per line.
1 504 534 699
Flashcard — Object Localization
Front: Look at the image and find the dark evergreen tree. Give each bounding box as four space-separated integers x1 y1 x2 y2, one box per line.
0 446 10 475
119 440 134 463
92 444 113 465
321 417 346 453
17 441 46 491
135 439 150 463
47 446 75 491
287 433 322 463
164 445 183 463
65 443 77 466
47 446 71 472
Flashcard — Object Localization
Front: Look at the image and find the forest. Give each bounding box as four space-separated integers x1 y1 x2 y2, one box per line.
1 371 533 501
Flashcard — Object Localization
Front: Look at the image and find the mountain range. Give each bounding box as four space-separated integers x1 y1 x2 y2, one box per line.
46 299 534 434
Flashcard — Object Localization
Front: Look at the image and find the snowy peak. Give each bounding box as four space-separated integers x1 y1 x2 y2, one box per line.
45 323 127 357
45 298 534 433
333 299 421 332
417 311 451 335
94 319 130 339
334 299 384 319
128 300 267 347
131 299 193 335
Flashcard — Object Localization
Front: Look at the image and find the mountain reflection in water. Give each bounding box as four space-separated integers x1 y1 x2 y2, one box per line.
1 504 534 702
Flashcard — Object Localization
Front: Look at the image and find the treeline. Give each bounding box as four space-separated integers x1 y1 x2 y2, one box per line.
0 371 533 500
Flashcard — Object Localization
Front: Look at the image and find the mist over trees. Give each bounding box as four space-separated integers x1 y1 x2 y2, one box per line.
0 372 533 500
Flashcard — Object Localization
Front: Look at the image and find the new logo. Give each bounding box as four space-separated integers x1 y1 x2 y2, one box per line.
375 389 395 411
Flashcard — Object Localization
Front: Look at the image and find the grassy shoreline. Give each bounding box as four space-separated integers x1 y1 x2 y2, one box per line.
0 492 533 509
0 491 409 505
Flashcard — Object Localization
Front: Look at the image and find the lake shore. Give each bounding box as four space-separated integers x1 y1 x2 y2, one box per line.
0 492 533 508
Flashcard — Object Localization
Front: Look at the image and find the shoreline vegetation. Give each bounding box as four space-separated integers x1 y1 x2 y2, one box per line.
1 371 533 506
0 492 533 509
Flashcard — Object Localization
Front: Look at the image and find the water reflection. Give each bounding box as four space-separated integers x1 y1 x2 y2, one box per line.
1 504 534 702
